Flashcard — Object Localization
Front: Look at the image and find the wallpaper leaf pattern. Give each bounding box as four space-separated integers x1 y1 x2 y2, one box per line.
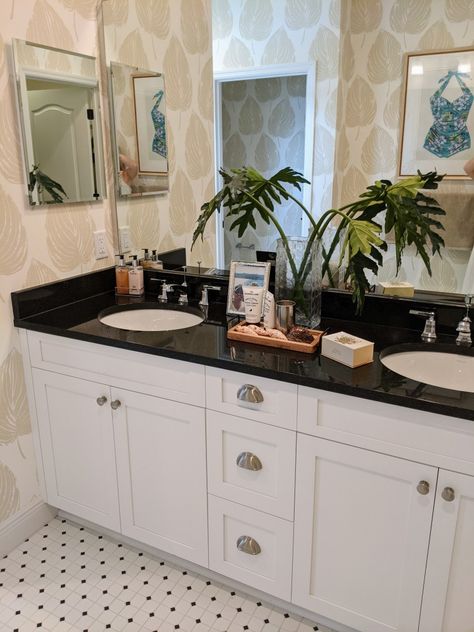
46 207 95 271
0 186 27 275
350 0 383 33
310 26 339 80
445 0 474 23
0 95 23 185
383 86 401 129
239 0 273 41
224 133 247 166
27 0 74 50
255 133 279 171
341 33 355 81
212 0 233 39
58 0 98 20
170 169 194 235
0 350 31 446
268 98 295 138
390 0 431 33
163 37 192 110
118 29 149 68
418 20 454 49
199 58 214 121
103 0 128 26
285 0 322 30
0 463 20 523
185 113 212 180
261 28 296 64
25 260 58 288
136 0 170 39
361 125 396 174
223 36 253 68
346 77 377 127
255 77 281 102
239 97 264 135
181 0 209 54
129 198 160 248
367 31 402 83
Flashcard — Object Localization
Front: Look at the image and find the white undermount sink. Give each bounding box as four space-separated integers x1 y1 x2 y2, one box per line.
98 306 203 332
381 346 474 393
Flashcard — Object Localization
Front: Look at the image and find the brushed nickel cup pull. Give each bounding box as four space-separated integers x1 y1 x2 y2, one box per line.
236 452 263 471
237 384 264 404
96 396 107 406
417 480 430 495
110 399 121 410
441 486 455 502
236 535 261 555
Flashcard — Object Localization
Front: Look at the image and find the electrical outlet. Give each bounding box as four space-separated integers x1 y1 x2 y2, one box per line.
94 230 108 260
119 226 131 253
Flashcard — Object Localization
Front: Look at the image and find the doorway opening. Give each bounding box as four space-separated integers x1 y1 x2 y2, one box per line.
214 64 315 269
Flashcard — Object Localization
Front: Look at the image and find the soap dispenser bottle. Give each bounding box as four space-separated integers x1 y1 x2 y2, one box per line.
140 248 151 268
115 255 129 295
128 255 144 296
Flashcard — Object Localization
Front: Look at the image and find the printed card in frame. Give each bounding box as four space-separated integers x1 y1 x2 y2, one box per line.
226 261 271 317
399 47 474 179
132 73 168 176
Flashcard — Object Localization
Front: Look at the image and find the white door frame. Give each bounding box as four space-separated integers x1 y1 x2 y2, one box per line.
213 63 316 269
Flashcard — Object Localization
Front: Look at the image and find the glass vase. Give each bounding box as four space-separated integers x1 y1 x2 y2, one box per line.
275 236 322 328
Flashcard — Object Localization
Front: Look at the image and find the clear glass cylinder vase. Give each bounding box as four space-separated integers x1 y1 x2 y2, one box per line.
275 236 322 328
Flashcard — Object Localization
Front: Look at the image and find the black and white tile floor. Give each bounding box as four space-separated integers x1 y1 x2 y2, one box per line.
0 518 335 632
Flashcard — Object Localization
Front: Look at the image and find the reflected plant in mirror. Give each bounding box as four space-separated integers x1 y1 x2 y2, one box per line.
109 62 169 198
12 39 106 206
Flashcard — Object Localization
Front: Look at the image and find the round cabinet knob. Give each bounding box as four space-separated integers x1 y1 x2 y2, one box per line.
441 486 455 502
236 452 262 471
417 480 430 495
237 384 264 404
236 535 261 556
110 400 121 410
96 396 107 406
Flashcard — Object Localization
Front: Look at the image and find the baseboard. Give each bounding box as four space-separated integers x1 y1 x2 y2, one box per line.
0 501 57 557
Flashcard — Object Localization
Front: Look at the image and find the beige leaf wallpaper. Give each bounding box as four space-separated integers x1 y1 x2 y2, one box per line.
334 0 474 293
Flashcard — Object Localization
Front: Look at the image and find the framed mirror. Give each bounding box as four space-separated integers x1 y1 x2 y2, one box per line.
109 61 169 198
12 39 106 206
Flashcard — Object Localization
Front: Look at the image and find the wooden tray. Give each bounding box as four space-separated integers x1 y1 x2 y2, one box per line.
227 322 324 354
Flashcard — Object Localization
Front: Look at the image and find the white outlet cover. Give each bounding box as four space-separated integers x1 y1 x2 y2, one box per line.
119 226 131 252
94 230 108 260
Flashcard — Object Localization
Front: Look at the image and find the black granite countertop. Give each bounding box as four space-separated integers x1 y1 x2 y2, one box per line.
11 271 474 422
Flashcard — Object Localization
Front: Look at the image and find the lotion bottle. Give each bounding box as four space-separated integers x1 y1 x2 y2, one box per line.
115 255 129 295
128 255 144 296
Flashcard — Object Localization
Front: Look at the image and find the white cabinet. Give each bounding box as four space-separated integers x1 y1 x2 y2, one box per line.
419 469 474 632
32 369 121 531
292 435 437 632
113 388 208 566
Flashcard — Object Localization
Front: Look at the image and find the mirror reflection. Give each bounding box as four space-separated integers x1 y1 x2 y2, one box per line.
109 62 169 198
12 39 105 206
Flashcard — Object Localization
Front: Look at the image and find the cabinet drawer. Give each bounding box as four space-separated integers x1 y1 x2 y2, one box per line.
27 331 205 406
206 367 297 429
298 386 474 472
207 411 296 520
208 496 293 601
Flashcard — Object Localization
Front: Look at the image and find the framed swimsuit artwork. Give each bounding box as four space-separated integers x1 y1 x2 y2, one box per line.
399 47 474 179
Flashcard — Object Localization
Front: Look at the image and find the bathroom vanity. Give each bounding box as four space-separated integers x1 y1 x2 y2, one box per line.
11 273 474 632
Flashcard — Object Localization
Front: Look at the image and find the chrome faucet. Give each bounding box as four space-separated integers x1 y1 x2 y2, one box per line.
158 281 178 303
199 285 220 318
456 295 472 346
410 309 437 342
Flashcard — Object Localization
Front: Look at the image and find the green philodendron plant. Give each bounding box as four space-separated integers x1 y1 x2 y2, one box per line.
29 165 68 204
192 166 446 314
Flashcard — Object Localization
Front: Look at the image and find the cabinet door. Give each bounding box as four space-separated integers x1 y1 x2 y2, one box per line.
32 369 120 530
292 435 436 632
419 470 474 632
113 389 208 567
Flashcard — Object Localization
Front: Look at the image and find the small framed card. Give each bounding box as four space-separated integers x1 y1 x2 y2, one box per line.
227 261 271 317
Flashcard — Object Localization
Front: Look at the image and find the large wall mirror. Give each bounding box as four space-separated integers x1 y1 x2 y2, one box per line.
12 39 106 206
109 61 169 198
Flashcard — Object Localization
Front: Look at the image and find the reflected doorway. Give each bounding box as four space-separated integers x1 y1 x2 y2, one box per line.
214 64 315 269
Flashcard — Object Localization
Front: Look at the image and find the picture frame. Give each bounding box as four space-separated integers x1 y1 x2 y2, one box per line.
226 261 271 317
399 47 474 179
132 73 168 175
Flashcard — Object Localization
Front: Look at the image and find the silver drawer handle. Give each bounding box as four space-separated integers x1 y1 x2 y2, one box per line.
96 396 107 406
417 480 430 495
441 486 455 502
237 384 264 404
236 535 261 555
110 399 121 410
236 451 262 471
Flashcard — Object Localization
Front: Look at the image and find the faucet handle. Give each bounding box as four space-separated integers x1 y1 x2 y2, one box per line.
409 310 437 342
